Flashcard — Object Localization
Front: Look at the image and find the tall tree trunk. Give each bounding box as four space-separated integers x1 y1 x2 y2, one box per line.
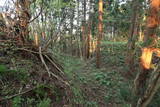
70 9 74 55
82 0 87 58
86 22 91 58
76 0 83 59
86 0 93 59
96 0 103 68
126 0 139 73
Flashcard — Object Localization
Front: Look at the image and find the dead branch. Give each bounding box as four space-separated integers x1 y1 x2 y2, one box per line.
44 54 64 75
39 47 69 86
0 87 36 101
16 48 43 54
39 46 51 77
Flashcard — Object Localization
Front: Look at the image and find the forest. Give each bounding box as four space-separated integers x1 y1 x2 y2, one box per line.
0 0 160 107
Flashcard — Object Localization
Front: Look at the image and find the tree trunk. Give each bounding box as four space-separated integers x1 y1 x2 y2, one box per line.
70 9 74 55
82 0 87 58
76 0 83 59
96 0 103 68
134 0 160 106
86 0 93 59
126 0 139 73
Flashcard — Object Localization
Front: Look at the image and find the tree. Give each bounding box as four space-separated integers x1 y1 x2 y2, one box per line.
134 0 160 106
126 0 139 74
82 0 87 58
96 0 103 68
86 0 93 58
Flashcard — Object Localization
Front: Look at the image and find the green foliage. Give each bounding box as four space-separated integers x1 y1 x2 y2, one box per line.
12 96 51 107
34 86 48 98
37 98 51 107
86 101 98 107
0 32 5 35
94 72 112 86
0 64 28 81
104 94 113 103
119 85 131 102
54 52 85 77
142 37 155 47
13 96 22 107
26 98 36 106
101 41 127 66
148 89 160 107
71 87 85 104
0 64 8 72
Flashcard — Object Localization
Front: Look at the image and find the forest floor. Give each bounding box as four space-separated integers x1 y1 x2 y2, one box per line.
4 40 160 107
56 41 138 107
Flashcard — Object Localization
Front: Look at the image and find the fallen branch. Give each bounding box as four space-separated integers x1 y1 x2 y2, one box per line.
39 46 51 77
16 47 48 54
39 47 69 86
44 54 64 75
0 87 36 101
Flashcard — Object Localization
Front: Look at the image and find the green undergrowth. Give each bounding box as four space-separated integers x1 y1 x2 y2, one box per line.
0 64 53 106
54 41 135 106
0 41 145 106
0 49 71 106
101 41 127 67
53 52 87 105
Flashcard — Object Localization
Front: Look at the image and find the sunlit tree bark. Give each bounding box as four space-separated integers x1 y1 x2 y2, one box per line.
96 0 103 68
86 0 93 59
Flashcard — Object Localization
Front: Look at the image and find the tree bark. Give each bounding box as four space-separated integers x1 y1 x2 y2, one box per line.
86 0 93 59
82 0 87 58
126 0 139 73
96 0 103 68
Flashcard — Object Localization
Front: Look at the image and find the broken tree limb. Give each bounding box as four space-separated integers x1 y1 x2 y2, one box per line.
44 54 64 75
0 87 36 101
39 46 51 77
39 47 69 86
136 63 160 107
